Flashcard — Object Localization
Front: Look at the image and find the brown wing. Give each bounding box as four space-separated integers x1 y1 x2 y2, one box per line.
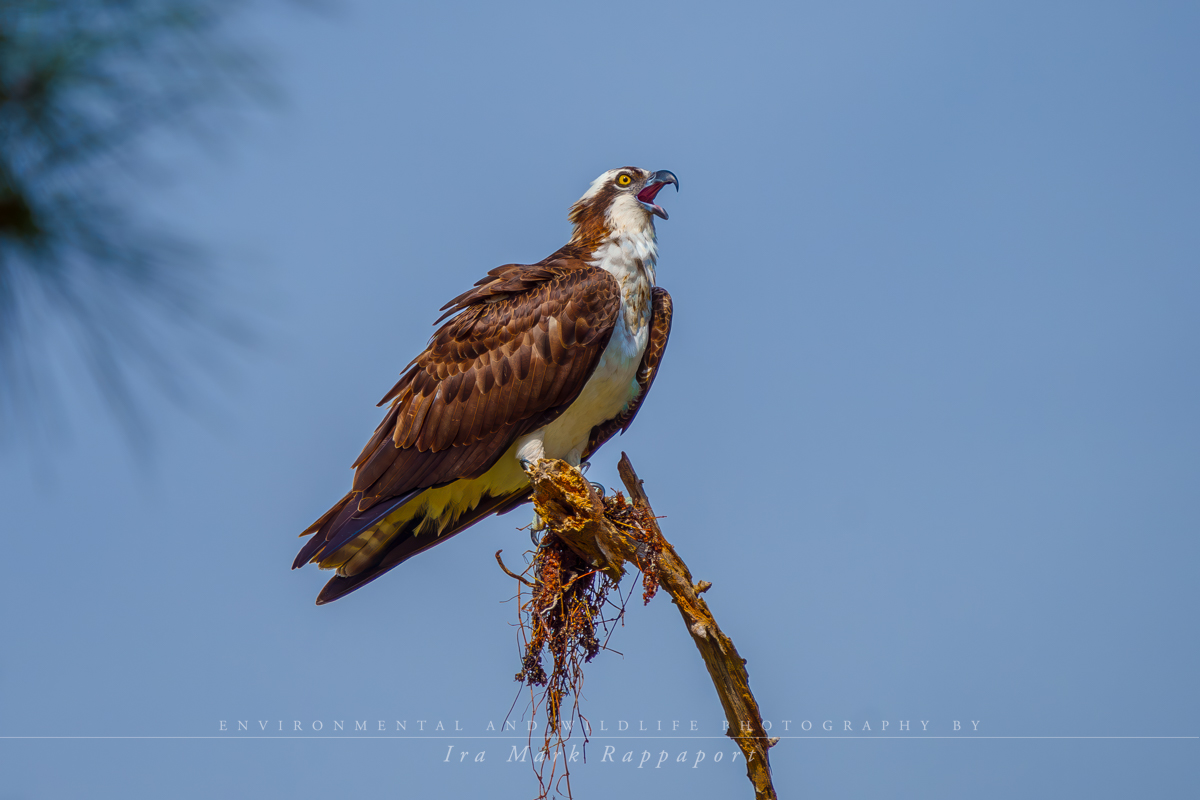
295 251 621 566
584 286 673 459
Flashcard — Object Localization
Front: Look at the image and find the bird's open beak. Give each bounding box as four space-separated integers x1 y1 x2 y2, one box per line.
637 170 679 220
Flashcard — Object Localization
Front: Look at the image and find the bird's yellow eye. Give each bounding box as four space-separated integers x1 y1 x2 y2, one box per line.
616 173 632 187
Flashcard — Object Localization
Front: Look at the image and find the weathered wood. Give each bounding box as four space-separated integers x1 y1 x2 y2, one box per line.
525 454 779 800
526 458 630 583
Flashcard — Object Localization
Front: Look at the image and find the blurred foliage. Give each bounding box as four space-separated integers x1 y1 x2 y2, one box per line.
0 0 273 442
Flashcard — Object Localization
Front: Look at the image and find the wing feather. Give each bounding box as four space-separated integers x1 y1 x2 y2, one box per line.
299 248 623 578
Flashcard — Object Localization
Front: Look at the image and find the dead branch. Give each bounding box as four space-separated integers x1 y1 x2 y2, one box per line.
495 550 537 588
524 453 779 800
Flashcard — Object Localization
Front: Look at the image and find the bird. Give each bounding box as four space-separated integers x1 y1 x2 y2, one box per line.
294 166 678 604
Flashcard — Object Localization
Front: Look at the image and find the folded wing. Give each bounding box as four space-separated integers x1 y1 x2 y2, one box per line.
295 250 622 571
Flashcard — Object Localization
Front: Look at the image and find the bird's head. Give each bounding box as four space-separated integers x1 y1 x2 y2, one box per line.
568 167 679 247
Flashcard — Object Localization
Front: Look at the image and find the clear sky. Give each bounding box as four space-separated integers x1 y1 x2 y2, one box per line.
1 1 1197 797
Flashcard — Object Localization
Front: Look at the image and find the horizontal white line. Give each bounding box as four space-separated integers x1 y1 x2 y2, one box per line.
0 736 1195 740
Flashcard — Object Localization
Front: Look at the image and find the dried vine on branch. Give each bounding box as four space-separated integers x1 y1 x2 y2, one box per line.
504 452 779 800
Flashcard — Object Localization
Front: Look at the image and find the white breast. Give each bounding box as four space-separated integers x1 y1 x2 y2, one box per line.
515 227 657 466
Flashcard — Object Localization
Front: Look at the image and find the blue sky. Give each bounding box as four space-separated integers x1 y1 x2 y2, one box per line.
1 1 1197 797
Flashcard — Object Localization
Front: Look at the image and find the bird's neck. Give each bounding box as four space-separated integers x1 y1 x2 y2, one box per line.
589 226 657 336
589 227 656 284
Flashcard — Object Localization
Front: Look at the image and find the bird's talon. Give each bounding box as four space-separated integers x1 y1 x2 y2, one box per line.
590 481 606 497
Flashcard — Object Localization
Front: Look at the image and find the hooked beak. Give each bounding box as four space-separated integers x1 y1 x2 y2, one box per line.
637 170 679 220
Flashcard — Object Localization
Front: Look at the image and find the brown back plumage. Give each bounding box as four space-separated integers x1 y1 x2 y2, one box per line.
353 247 620 502
295 245 623 570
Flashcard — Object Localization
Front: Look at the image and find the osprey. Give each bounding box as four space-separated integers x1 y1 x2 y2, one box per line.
294 167 678 604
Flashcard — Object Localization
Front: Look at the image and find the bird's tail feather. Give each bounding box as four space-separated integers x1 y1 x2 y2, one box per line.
310 487 533 605
292 488 418 570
